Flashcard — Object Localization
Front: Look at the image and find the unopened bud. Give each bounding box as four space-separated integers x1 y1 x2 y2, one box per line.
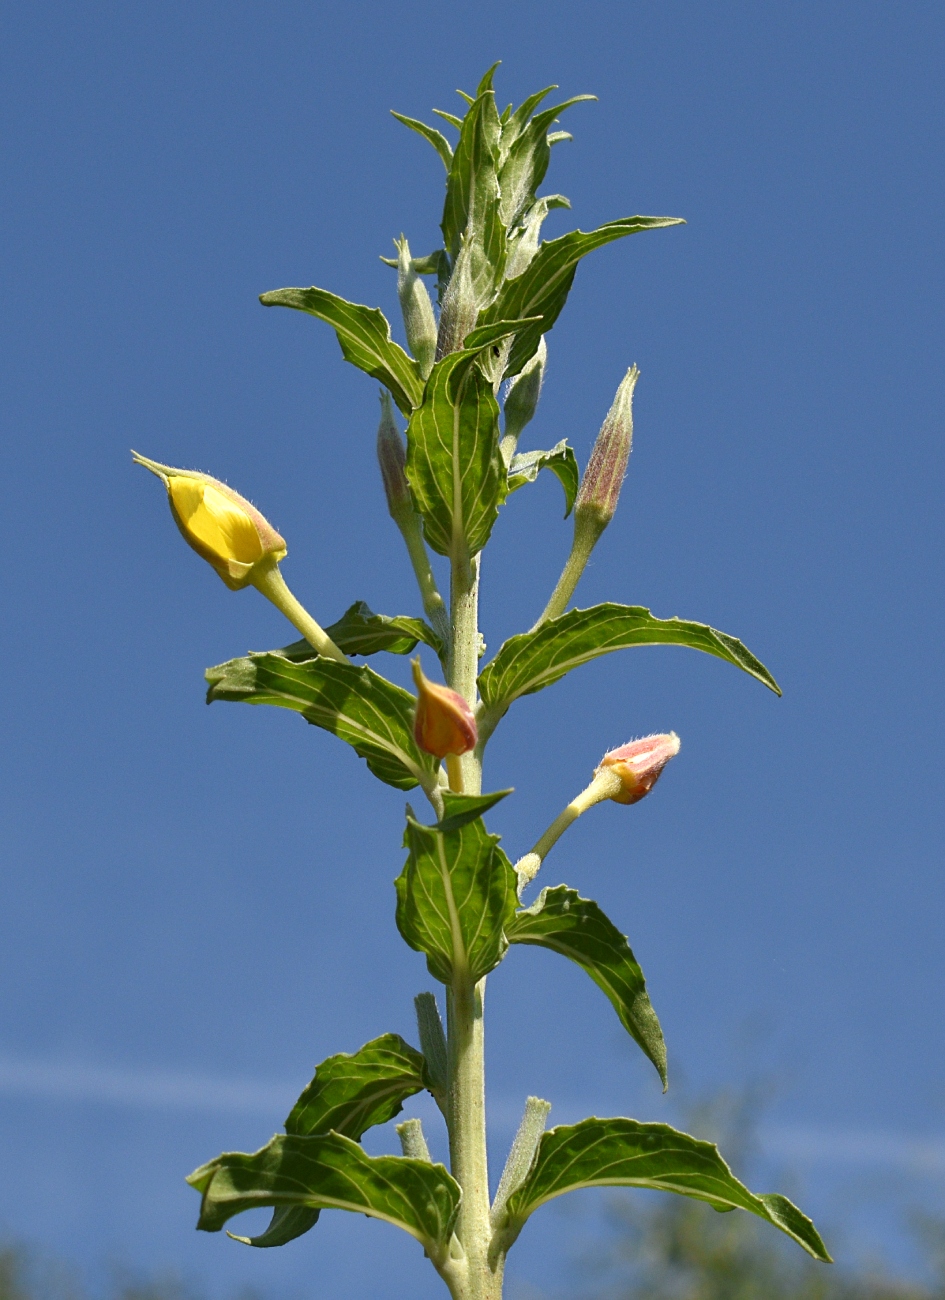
574 365 639 533
376 392 412 522
596 732 680 805
435 240 478 360
395 237 438 379
502 337 547 457
132 452 286 590
412 659 478 758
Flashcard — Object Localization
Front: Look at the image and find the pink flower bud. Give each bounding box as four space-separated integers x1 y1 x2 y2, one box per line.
411 659 478 758
574 365 639 529
596 732 680 805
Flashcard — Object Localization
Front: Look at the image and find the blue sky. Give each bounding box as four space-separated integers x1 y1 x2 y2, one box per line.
1 1 943 1295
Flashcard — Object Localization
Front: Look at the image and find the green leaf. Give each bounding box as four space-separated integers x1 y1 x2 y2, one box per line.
324 601 443 657
478 217 685 378
205 653 438 794
508 440 579 516
436 788 513 834
188 1132 461 1263
441 83 505 299
477 603 780 729
259 286 424 415
243 1033 432 1249
404 347 506 559
497 95 595 228
286 1033 430 1138
496 1117 831 1262
390 111 453 170
506 886 666 1088
395 797 518 984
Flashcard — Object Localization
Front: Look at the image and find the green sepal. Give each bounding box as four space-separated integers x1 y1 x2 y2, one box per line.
395 802 518 985
495 1117 830 1262
187 1132 461 1264
478 603 780 730
478 217 686 378
390 111 453 169
286 1033 432 1138
507 440 579 516
259 286 424 415
205 653 438 794
275 602 444 659
436 788 513 834
506 886 666 1088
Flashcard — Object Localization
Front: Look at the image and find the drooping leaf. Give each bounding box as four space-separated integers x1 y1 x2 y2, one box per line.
259 286 424 415
188 1132 461 1264
390 111 454 170
507 440 579 516
506 886 666 1088
478 217 685 378
205 653 438 795
405 347 506 560
436 788 513 834
495 1117 830 1262
321 602 444 658
395 796 518 984
244 1033 433 1249
477 603 780 732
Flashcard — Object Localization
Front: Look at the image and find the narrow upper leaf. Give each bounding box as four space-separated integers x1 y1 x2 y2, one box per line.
286 1034 430 1138
188 1132 461 1263
405 347 506 559
259 286 424 415
390 111 454 170
478 603 780 728
320 602 443 657
436 787 513 834
205 652 438 794
496 1117 830 1262
479 217 685 378
508 440 579 516
506 886 666 1088
395 803 518 985
441 83 504 298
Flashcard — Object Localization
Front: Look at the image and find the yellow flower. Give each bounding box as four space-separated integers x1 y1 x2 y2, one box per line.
133 453 286 589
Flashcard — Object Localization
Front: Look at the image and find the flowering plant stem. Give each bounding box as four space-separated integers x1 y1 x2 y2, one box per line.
144 64 831 1300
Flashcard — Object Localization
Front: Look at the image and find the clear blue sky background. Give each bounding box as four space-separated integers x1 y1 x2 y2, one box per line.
1 1 943 1296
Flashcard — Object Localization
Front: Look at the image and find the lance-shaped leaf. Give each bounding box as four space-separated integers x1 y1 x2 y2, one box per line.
495 1117 830 1262
442 68 503 272
405 347 505 560
390 111 453 170
278 605 442 660
478 217 685 378
206 653 438 794
242 1033 433 1248
188 1132 461 1264
508 440 579 517
436 788 512 834
506 886 666 1088
497 95 595 229
477 603 780 732
395 795 518 985
259 286 424 415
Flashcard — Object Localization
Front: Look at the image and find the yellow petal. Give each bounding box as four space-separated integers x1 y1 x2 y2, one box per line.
169 479 263 566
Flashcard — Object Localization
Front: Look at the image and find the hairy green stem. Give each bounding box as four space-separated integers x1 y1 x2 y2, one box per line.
251 558 350 664
531 511 606 631
399 510 452 650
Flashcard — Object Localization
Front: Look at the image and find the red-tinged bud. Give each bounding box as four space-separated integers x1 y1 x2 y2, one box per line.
596 732 680 805
376 391 412 523
574 365 639 533
412 659 478 758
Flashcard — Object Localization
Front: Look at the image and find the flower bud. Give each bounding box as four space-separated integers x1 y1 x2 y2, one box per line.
435 239 479 360
395 236 438 379
574 365 639 533
502 336 547 456
376 392 412 523
596 732 680 805
412 659 478 758
132 452 286 590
